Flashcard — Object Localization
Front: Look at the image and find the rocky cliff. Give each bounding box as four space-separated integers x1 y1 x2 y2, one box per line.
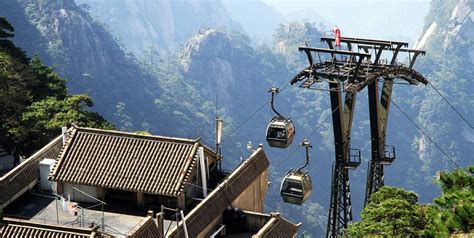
414 0 473 173
75 0 241 56
0 0 208 137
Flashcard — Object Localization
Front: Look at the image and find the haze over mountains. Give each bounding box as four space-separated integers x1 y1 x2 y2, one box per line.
1 0 471 235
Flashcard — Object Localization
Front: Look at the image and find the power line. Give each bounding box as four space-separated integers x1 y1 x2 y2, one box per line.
390 97 460 168
428 82 473 129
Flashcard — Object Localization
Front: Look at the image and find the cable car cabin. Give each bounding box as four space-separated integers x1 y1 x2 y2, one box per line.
280 170 312 205
266 117 295 148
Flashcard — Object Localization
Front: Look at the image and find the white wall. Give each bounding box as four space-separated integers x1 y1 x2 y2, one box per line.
63 183 98 203
39 158 55 190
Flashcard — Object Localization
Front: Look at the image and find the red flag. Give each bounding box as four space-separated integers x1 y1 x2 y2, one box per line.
332 26 341 47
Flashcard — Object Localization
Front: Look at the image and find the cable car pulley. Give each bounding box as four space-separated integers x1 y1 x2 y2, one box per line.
265 87 295 148
280 139 313 205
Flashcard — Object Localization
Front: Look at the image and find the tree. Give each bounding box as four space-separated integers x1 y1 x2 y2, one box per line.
28 55 67 101
15 95 113 155
0 17 113 163
0 17 14 39
423 166 473 236
346 186 426 237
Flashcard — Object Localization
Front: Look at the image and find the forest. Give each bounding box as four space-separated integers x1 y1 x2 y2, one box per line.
0 0 472 236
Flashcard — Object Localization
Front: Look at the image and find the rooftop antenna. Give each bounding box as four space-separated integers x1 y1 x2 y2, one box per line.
215 95 223 171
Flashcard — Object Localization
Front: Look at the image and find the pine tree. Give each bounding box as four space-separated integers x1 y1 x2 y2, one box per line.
424 166 473 236
346 186 426 237
0 17 113 164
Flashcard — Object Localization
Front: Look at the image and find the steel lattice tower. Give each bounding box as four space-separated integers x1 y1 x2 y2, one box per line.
290 36 427 237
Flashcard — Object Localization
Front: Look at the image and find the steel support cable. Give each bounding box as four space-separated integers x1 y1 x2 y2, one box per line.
428 81 473 129
221 81 292 144
390 96 460 168
273 90 355 170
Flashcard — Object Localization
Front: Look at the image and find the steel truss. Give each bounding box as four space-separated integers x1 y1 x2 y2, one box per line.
290 36 427 237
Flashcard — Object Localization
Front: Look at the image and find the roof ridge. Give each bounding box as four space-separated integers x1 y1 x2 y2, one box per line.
0 134 63 181
168 147 270 237
2 217 98 234
254 211 302 237
49 128 78 181
75 126 200 143
49 127 212 197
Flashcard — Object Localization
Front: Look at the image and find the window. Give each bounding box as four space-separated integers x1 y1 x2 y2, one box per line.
268 127 286 140
282 179 303 196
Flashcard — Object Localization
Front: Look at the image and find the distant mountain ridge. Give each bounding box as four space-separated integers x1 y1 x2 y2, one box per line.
0 0 472 236
414 0 473 173
0 0 222 140
76 0 241 56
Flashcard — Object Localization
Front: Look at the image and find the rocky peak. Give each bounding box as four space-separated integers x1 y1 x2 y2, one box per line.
178 28 276 114
445 0 473 43
75 0 240 56
415 0 473 62
180 29 233 73
273 22 322 55
271 22 324 69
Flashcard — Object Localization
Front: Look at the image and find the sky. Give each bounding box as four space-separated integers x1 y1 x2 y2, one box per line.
264 0 431 45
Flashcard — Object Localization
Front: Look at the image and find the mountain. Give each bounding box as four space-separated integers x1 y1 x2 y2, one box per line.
0 0 213 138
0 16 112 161
283 8 330 28
412 0 473 181
177 23 335 235
223 0 285 44
75 0 241 56
2 0 472 236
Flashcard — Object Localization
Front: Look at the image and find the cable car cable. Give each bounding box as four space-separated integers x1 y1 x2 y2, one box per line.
390 94 460 168
221 82 291 144
296 139 312 171
273 90 355 170
269 87 283 117
428 81 473 129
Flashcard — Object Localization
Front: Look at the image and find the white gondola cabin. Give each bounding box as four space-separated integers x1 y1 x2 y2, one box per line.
280 170 312 205
280 139 312 205
266 116 295 148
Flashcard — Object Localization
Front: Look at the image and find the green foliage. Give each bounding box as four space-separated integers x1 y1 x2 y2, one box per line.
13 95 113 156
296 202 327 237
273 21 324 69
0 17 14 39
346 186 426 237
347 168 473 237
28 55 67 100
422 0 458 33
423 166 474 236
0 17 112 161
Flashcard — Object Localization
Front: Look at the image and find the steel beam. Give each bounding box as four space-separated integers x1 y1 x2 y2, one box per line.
299 47 371 58
321 36 406 48
364 78 394 204
326 82 356 237
291 36 426 237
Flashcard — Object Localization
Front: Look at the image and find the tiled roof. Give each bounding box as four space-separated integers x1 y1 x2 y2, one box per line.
253 213 301 238
0 135 64 208
168 147 270 237
0 217 113 238
127 215 162 238
49 127 207 197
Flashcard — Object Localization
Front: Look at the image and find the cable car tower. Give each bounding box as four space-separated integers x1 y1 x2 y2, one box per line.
290 36 427 237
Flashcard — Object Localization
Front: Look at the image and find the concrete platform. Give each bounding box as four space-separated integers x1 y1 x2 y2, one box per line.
3 191 175 237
